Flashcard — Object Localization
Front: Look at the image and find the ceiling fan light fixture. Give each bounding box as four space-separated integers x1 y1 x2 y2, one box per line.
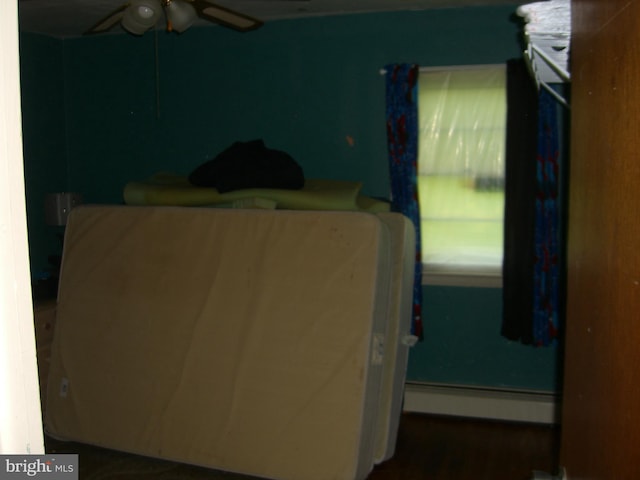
122 0 163 35
84 0 264 36
165 0 198 33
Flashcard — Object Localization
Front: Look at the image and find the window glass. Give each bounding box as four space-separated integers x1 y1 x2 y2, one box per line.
418 65 506 280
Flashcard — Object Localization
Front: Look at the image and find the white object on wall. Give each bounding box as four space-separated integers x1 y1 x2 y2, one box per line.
45 192 83 226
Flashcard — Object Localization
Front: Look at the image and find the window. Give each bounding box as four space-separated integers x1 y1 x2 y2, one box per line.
418 65 506 286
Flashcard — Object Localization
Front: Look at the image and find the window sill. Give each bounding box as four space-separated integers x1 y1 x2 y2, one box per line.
421 266 503 288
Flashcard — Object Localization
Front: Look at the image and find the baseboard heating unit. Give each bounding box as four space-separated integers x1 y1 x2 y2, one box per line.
403 382 559 424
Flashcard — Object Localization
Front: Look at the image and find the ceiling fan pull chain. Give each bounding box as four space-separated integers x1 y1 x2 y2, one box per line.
155 27 161 119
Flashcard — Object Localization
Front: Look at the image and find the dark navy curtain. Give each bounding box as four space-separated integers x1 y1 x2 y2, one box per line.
384 63 423 340
502 59 538 345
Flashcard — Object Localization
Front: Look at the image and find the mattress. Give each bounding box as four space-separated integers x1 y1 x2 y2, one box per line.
374 213 417 463
45 205 398 480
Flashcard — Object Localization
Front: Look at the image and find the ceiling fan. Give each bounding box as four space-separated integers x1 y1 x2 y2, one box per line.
85 0 264 36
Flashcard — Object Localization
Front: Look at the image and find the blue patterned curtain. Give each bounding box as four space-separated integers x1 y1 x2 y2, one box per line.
384 63 423 340
533 88 561 346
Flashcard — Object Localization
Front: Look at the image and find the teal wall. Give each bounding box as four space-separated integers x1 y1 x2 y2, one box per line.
409 287 558 391
20 5 560 392
19 34 68 277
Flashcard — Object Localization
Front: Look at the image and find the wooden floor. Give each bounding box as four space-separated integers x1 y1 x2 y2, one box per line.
46 413 560 479
370 413 560 480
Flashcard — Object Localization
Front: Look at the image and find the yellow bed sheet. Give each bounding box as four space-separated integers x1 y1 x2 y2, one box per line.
123 172 390 213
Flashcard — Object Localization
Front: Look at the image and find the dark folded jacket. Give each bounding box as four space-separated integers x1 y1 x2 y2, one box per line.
188 140 305 193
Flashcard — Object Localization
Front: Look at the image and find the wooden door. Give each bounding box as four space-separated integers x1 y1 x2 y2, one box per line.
560 0 640 478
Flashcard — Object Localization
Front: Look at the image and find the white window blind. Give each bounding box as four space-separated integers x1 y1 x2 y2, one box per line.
418 65 506 285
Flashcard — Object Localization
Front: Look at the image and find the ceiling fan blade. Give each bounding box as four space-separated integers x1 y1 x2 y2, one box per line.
84 4 129 35
190 0 264 32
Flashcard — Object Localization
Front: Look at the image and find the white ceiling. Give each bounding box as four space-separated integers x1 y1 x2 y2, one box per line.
18 0 523 39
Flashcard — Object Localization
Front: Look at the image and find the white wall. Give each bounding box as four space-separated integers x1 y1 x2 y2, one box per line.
0 0 45 454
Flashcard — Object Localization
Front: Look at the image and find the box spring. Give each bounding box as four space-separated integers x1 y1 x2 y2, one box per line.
45 205 406 480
